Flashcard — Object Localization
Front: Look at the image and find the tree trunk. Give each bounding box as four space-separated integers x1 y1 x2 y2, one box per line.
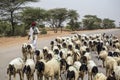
55 27 57 33
56 28 58 33
58 22 62 33
10 11 15 36
53 27 56 33
71 25 74 31
52 26 56 33
55 26 58 33
23 25 27 36
60 26 62 33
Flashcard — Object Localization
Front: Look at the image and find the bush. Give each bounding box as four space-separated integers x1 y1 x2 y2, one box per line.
0 21 28 37
0 21 11 37
14 25 27 36
40 28 47 34
39 24 45 28
66 25 71 29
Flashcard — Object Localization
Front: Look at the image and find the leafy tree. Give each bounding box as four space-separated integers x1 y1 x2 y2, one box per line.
46 8 68 33
0 0 39 36
21 7 46 34
67 20 81 31
93 17 102 29
82 15 102 29
102 18 115 29
67 9 80 30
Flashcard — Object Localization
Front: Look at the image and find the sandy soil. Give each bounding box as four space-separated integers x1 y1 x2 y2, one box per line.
0 31 70 48
0 29 120 48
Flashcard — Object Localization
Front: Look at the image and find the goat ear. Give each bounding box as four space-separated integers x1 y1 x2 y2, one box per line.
86 66 88 71
66 63 69 70
8 64 11 67
27 65 31 69
35 50 40 55
12 65 15 70
23 65 26 73
7 66 9 74
28 65 31 73
79 66 82 71
7 64 13 74
112 71 115 76
13 65 16 72
35 61 39 69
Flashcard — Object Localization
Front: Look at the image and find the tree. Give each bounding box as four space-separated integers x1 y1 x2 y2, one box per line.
102 18 115 29
67 21 81 31
21 7 46 29
82 15 102 29
46 8 68 33
67 9 80 30
0 0 39 36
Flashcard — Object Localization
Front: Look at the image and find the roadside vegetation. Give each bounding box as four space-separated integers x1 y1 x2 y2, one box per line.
0 0 116 37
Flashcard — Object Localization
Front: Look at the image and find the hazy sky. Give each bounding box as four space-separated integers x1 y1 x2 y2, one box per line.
27 0 120 26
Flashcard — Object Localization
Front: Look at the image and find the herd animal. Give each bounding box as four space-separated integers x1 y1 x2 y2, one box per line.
7 32 120 80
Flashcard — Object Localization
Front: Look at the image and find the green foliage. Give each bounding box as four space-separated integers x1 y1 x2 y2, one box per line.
14 25 27 36
82 15 102 29
21 7 46 30
0 21 11 37
5 25 27 37
67 20 81 31
68 9 79 20
46 8 68 32
66 25 71 29
40 28 47 34
67 9 80 31
0 0 39 36
102 18 115 29
0 20 27 37
39 24 45 28
0 3 117 37
82 15 115 30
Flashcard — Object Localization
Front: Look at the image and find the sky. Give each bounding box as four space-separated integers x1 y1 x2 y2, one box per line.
26 0 120 26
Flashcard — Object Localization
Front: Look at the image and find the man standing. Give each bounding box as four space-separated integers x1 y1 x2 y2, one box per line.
28 21 40 49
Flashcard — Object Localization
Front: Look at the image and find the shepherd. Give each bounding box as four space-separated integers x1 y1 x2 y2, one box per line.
28 21 40 49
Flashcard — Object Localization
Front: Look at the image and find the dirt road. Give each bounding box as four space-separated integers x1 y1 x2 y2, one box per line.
0 29 120 80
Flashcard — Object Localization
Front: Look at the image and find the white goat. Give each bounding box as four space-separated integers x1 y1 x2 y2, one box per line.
7 57 24 80
105 56 118 76
114 65 120 80
35 58 61 80
22 43 28 62
87 60 98 80
94 73 107 80
23 59 35 80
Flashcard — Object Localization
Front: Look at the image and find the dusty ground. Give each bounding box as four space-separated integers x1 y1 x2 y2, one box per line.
0 30 87 48
0 31 69 48
1 29 120 48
